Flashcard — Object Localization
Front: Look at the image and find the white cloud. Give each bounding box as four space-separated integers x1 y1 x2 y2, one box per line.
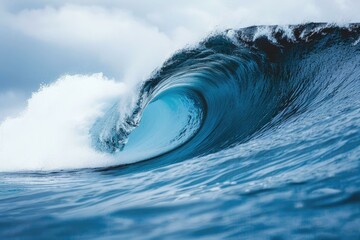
0 91 27 121
2 0 360 84
5 5 177 84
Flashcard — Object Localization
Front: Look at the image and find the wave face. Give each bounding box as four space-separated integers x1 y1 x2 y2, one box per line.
92 23 360 166
1 23 360 239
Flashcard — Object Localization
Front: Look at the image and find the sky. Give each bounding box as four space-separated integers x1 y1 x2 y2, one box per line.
0 0 359 120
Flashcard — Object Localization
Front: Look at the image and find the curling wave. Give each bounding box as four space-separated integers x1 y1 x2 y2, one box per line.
91 23 360 167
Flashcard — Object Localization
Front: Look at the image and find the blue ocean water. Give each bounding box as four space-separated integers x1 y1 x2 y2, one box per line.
1 23 360 239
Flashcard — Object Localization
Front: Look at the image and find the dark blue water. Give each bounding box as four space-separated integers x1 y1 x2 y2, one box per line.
1 23 360 239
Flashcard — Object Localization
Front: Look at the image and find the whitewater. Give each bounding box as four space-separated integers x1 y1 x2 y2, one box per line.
1 23 360 239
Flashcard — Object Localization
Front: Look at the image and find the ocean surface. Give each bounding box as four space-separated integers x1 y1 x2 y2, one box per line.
1 23 360 239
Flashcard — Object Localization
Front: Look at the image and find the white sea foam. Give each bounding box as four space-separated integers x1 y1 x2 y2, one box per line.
0 73 133 171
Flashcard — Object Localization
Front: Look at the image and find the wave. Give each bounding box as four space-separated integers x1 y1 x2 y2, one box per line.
0 23 359 171
91 23 360 165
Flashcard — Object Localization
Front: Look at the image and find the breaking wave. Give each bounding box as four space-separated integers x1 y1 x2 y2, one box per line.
1 23 360 239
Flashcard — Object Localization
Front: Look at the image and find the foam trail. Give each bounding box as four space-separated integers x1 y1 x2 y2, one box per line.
0 73 134 171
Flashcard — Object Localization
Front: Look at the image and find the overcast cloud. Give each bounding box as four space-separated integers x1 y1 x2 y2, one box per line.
0 0 359 119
